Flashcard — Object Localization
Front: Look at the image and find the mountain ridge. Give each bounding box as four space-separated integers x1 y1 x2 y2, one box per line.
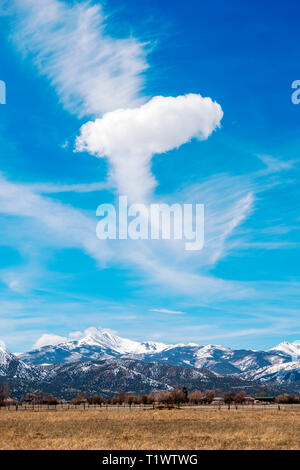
1 332 300 399
12 328 300 389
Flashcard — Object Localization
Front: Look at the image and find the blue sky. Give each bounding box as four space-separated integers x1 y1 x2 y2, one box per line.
0 0 299 352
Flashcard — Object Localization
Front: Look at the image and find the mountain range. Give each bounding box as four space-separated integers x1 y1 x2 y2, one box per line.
1 328 300 399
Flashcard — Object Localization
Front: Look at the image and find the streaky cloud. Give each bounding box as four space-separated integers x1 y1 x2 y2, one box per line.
5 0 148 117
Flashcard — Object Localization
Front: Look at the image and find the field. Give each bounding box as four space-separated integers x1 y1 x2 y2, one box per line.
0 407 300 450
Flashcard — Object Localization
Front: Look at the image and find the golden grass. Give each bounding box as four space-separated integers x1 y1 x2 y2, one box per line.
0 407 299 450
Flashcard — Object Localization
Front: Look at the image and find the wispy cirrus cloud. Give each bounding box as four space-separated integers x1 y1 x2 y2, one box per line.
0 173 112 269
256 154 297 174
1 0 298 352
0 172 252 301
150 308 186 315
5 0 148 117
28 180 111 194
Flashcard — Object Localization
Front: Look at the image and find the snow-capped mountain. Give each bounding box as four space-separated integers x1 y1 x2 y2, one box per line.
142 343 296 376
270 341 300 360
243 361 300 386
0 354 284 400
75 328 169 355
2 331 300 398
0 343 43 383
38 358 283 400
19 328 169 365
17 328 300 387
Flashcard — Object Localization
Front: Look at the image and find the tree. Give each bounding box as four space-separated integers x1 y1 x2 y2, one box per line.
156 391 172 407
21 392 36 404
147 393 155 408
223 391 236 409
126 395 135 408
188 390 204 405
204 390 217 404
87 395 103 406
71 393 86 406
182 387 188 401
234 392 246 407
0 382 9 406
35 393 58 405
141 395 148 407
275 394 299 404
169 389 186 408
117 392 127 406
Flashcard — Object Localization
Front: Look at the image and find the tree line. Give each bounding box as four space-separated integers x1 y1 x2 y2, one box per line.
1 382 300 407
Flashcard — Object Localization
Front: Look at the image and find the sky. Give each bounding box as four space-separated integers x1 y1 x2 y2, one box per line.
0 0 299 352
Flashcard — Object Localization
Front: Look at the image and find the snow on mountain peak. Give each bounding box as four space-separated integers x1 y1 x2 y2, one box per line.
198 344 232 355
0 341 10 365
71 327 169 355
270 341 300 358
0 344 14 366
0 349 7 366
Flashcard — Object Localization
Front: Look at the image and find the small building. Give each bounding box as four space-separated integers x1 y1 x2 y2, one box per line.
254 396 275 403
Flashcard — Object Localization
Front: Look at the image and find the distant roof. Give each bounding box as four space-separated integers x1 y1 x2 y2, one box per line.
254 396 275 399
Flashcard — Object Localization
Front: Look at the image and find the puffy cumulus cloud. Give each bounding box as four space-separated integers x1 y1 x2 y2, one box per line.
33 333 67 349
76 94 223 201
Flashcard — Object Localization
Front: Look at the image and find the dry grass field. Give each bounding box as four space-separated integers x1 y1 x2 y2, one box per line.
0 407 299 450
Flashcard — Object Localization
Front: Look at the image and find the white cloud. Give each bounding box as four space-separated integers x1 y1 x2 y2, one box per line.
28 181 111 194
0 171 256 302
6 0 148 117
256 154 297 174
32 326 119 349
150 308 185 315
6 278 23 293
0 173 112 267
76 93 223 201
68 331 85 340
33 333 67 349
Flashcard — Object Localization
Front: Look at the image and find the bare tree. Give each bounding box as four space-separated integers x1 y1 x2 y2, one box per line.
156 391 172 407
204 390 217 404
117 392 127 406
275 394 300 404
126 395 135 409
223 391 236 409
169 389 187 408
87 395 103 406
147 393 155 408
234 391 246 408
141 395 148 408
0 382 9 406
35 393 58 405
188 390 204 405
71 393 86 406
